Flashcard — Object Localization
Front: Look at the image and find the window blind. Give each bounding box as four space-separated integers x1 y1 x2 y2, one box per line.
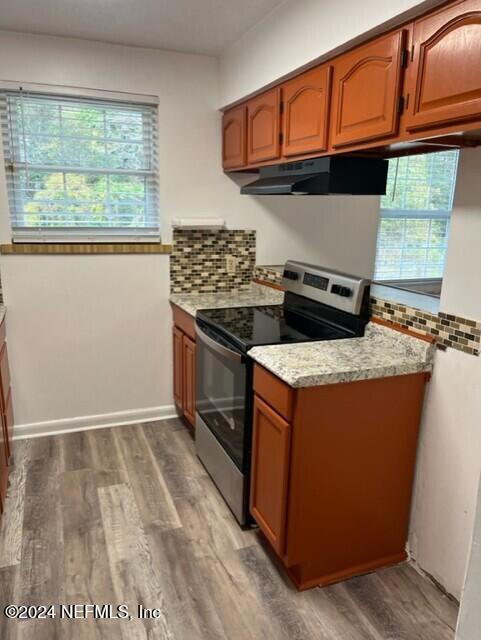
0 91 160 242
374 150 459 281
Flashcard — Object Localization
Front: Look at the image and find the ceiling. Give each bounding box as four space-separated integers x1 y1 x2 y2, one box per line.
0 0 285 56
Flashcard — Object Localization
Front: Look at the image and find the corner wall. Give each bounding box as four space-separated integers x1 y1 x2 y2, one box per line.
409 149 481 598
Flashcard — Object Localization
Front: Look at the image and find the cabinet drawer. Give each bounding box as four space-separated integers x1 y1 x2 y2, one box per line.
253 365 294 421
0 343 10 411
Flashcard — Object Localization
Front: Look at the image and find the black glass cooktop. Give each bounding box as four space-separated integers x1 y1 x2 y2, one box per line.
196 304 352 352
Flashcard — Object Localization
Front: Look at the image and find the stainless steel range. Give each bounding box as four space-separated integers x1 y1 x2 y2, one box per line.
195 261 371 526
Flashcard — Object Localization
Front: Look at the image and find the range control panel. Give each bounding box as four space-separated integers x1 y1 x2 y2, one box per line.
282 261 370 316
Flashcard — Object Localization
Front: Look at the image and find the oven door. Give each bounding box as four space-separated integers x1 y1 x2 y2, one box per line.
195 321 248 471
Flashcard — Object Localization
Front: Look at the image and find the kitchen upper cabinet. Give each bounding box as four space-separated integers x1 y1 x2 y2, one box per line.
222 105 247 169
405 0 481 132
250 394 291 555
330 30 407 148
281 65 332 157
182 335 196 427
247 88 281 164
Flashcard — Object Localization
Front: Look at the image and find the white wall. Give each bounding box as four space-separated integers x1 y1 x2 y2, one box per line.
0 30 381 428
409 149 481 598
219 0 444 106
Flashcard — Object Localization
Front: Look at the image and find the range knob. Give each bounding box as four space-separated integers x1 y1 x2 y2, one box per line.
331 284 352 297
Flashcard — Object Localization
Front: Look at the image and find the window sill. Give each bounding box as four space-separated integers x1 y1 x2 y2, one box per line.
0 243 172 255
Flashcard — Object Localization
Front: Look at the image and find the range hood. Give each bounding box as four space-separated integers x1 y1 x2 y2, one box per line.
240 156 388 196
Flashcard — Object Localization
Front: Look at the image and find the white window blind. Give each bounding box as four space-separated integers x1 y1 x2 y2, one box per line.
374 150 459 281
1 91 159 242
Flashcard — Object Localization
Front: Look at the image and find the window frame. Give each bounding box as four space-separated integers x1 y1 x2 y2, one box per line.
0 84 160 243
374 151 459 282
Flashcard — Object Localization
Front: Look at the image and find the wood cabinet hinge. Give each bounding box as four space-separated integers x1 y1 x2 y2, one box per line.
410 45 415 62
397 95 406 114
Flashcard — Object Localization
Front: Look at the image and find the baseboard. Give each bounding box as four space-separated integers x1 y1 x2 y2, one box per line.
12 404 179 440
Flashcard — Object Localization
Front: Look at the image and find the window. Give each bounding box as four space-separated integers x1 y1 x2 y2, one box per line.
1 91 159 242
374 150 459 280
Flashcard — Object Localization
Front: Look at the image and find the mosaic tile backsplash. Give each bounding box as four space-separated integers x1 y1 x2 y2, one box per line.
254 265 481 356
170 229 256 294
370 298 481 356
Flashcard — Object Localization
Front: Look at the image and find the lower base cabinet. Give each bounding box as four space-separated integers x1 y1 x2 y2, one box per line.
171 304 197 429
250 364 428 590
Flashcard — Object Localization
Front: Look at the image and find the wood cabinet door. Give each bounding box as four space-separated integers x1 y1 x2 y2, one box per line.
250 394 291 555
222 105 247 170
330 30 406 148
173 327 183 410
182 335 196 428
247 87 281 164
405 0 481 132
282 65 332 157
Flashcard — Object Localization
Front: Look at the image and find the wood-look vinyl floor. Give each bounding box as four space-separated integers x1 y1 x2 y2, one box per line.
0 419 458 639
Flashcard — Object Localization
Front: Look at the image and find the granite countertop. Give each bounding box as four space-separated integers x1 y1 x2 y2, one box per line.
0 305 6 325
170 282 284 316
249 322 434 388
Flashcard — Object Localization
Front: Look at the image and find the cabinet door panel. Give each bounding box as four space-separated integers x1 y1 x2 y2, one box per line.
173 327 183 410
247 88 281 164
250 394 291 555
282 65 332 157
331 30 406 148
406 0 481 131
182 335 196 428
222 105 247 170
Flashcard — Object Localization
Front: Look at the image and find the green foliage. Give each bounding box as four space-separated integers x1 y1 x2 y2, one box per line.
12 96 153 228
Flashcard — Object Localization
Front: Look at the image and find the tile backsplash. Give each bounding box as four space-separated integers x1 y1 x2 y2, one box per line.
170 229 256 294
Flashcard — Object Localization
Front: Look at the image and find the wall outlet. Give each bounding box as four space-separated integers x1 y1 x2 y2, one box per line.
226 255 237 274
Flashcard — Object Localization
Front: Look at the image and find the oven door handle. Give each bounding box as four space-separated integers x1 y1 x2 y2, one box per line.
195 323 243 363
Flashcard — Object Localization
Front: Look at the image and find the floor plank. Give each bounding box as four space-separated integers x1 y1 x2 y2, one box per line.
113 425 182 532
60 468 121 640
0 441 29 568
98 483 174 640
0 420 459 640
